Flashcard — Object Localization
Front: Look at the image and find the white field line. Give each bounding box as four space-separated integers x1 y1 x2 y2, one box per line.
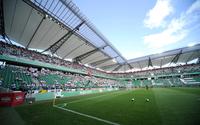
53 105 121 125
53 90 118 107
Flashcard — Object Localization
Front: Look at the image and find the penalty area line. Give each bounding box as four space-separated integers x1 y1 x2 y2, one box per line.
53 105 120 125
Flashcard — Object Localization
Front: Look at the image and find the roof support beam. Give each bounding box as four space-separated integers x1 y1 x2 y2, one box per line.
186 52 195 64
26 16 45 48
0 0 12 44
137 62 142 70
73 45 107 63
127 63 133 69
19 8 33 43
113 65 122 71
197 57 200 64
160 57 164 68
0 0 5 39
170 50 182 64
148 57 153 67
9 0 17 37
42 21 84 54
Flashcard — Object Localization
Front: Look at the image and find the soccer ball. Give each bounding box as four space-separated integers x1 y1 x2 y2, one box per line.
131 98 135 101
146 98 150 102
29 101 32 104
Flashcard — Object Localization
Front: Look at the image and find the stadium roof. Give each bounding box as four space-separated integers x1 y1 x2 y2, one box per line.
127 44 200 71
3 0 130 69
2 0 200 72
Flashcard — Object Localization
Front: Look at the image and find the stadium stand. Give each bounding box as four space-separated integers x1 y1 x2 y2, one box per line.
0 0 200 102
1 40 200 93
0 65 32 90
0 63 122 94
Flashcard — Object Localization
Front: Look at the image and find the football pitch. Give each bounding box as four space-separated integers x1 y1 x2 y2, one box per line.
1 88 200 125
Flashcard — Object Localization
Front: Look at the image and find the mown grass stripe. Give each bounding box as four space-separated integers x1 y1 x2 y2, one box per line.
66 90 129 104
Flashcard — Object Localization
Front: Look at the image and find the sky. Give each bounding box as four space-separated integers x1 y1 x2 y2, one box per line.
73 0 200 60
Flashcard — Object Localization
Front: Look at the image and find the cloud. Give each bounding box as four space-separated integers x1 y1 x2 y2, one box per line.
143 0 200 49
144 18 187 48
186 0 200 14
144 0 173 29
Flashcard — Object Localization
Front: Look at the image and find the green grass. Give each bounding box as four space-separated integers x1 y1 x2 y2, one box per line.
1 88 200 125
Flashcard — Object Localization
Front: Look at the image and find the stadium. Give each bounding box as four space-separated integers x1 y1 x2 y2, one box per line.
0 0 200 125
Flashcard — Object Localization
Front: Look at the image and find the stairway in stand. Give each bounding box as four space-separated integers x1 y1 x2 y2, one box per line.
180 77 200 85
